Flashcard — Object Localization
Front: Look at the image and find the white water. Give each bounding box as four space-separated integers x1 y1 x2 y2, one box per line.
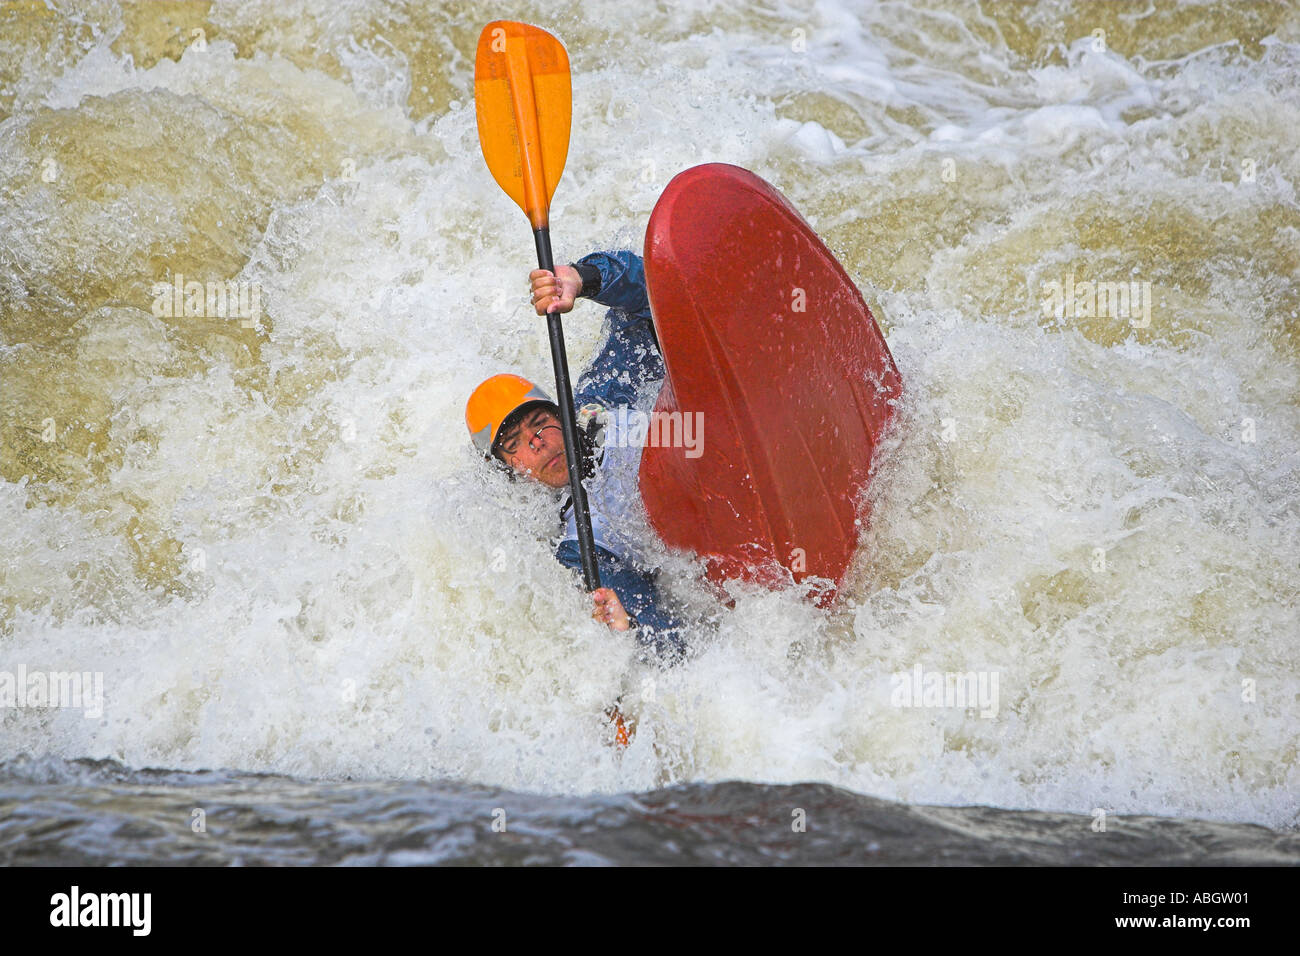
1 0 1297 827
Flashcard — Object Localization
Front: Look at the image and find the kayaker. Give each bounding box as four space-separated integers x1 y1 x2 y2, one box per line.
465 250 687 662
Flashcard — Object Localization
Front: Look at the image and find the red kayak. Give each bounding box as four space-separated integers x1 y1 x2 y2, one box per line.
639 164 902 604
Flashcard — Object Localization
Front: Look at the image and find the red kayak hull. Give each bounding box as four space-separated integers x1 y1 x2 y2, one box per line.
639 163 902 603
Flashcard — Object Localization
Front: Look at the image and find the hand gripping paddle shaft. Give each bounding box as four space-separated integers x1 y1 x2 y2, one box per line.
474 21 601 591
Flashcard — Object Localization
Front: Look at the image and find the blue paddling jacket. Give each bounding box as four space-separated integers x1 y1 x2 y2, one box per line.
553 250 687 661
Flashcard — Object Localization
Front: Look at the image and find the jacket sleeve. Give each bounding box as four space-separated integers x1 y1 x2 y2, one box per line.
555 539 687 663
575 250 652 320
571 251 666 411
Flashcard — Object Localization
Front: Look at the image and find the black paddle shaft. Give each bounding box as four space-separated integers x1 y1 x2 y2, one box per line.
534 226 602 591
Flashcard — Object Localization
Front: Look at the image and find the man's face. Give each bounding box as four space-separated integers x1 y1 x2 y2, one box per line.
495 406 569 488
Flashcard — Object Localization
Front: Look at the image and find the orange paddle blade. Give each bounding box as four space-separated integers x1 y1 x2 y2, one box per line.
474 21 571 230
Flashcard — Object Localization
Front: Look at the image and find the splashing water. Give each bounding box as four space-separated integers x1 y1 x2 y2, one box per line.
1 1 1297 832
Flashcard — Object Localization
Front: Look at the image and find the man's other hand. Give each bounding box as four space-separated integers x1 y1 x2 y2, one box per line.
591 587 631 631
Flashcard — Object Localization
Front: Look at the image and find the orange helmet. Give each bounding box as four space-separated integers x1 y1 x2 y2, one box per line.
465 373 557 459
